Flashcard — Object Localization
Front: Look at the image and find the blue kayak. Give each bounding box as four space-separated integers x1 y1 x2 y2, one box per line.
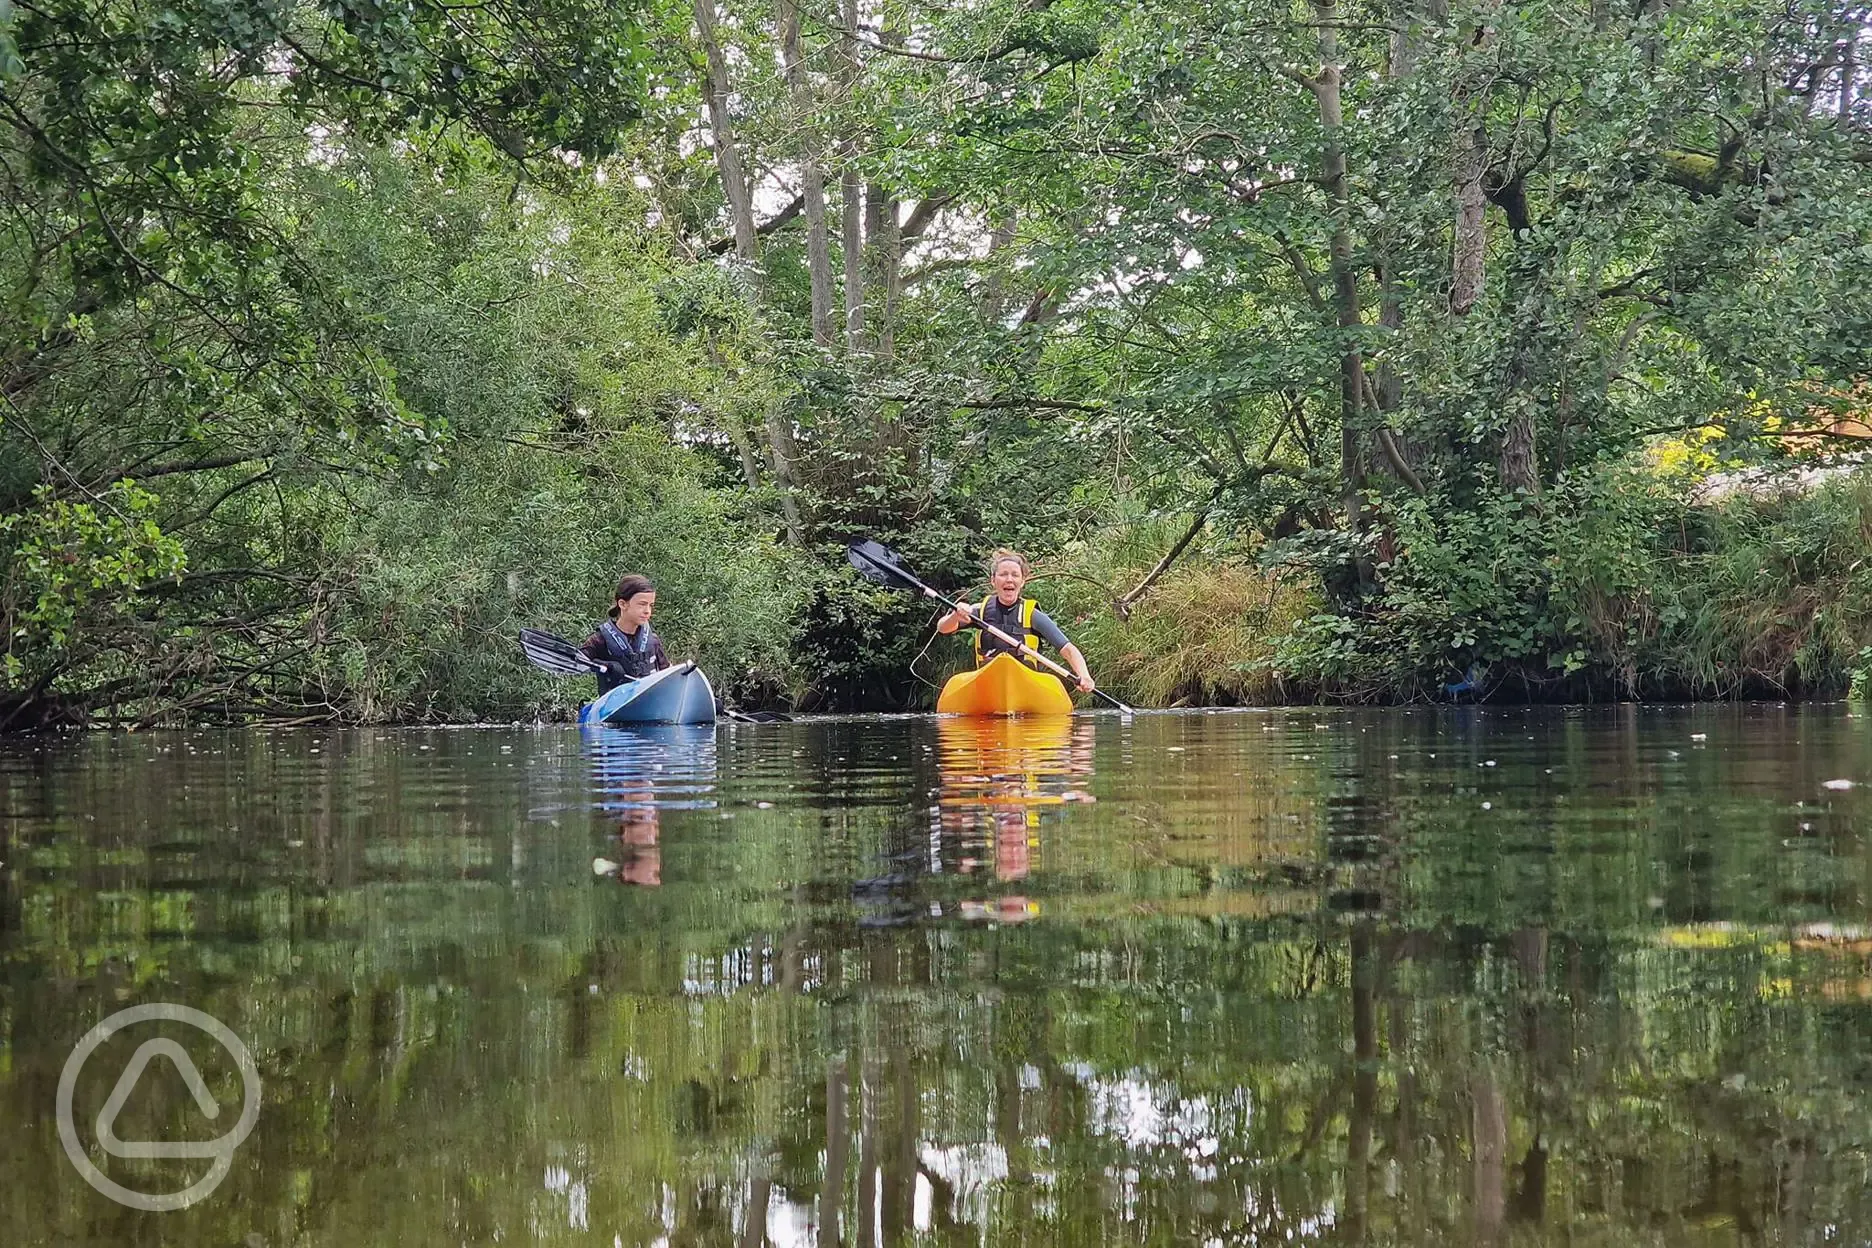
576 662 718 726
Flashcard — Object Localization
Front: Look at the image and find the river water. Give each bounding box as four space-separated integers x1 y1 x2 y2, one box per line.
3 705 1871 1244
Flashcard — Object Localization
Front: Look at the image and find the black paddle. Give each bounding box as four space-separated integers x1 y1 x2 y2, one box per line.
517 628 791 722
845 540 1137 714
519 627 606 676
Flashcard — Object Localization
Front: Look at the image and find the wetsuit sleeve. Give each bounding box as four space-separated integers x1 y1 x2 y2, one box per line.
651 637 671 670
580 634 607 661
1029 608 1070 651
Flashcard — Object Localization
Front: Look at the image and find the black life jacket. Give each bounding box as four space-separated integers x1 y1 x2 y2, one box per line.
598 619 659 687
973 596 1042 668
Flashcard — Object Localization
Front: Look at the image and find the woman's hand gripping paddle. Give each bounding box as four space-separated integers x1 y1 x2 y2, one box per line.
845 540 1137 715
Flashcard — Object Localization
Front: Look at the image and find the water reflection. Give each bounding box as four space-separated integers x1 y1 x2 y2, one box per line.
934 716 1094 923
583 724 717 889
6 707 1872 1244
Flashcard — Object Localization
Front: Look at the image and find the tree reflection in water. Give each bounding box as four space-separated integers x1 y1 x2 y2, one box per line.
4 708 1872 1243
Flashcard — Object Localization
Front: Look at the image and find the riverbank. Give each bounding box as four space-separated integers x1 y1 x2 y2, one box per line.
8 462 1871 731
1051 464 1872 708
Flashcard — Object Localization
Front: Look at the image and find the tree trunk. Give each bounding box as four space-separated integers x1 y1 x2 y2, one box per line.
739 1174 771 1248
1347 923 1378 1241
982 210 1018 316
1841 29 1858 123
819 1056 848 1248
765 401 806 545
1451 127 1490 314
867 185 902 359
1471 1066 1507 1245
1499 402 1539 494
1293 0 1367 531
779 0 836 346
1496 242 1551 496
694 0 757 262
703 331 764 491
841 172 865 351
724 417 762 493
1377 1 1429 483
1450 0 1499 315
839 0 865 353
695 0 805 540
856 1055 879 1248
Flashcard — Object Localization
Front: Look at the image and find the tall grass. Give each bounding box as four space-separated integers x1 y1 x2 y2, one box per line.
1032 519 1318 706
1637 471 1872 697
1026 467 1872 707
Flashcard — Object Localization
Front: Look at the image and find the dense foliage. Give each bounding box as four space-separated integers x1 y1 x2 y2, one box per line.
3 0 1871 723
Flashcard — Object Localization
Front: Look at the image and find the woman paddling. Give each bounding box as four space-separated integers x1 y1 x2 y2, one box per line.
936 549 1097 693
580 574 670 694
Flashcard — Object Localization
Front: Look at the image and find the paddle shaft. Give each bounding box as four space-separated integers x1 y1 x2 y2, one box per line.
849 545 1135 712
520 628 678 680
928 586 1136 714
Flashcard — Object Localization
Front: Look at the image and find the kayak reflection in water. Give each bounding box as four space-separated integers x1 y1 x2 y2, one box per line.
935 716 1096 923
584 722 717 888
936 548 1097 693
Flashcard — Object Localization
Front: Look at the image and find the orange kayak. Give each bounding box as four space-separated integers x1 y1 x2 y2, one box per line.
937 653 1074 716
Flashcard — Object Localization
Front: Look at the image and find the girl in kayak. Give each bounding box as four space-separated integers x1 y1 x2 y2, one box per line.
936 549 1097 692
580 574 670 693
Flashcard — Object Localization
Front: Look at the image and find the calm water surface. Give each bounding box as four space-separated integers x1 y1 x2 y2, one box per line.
4 706 1872 1245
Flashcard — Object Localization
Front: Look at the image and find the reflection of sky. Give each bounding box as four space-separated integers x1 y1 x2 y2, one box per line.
910 1065 1336 1238
920 1142 1009 1227
540 1164 589 1232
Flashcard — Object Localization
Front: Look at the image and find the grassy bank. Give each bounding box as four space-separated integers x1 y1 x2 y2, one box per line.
1036 467 1872 707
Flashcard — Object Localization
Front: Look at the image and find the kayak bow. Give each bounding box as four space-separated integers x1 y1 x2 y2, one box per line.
577 662 718 726
936 653 1075 717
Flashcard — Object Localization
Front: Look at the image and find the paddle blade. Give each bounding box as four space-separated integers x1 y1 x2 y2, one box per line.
518 628 603 677
520 627 585 657
722 707 793 723
846 540 919 591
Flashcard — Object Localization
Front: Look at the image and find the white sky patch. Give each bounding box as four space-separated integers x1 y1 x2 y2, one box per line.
1067 1067 1241 1165
543 1164 591 1231
766 1190 814 1247
919 1142 1010 1227
914 1171 933 1232
303 123 341 168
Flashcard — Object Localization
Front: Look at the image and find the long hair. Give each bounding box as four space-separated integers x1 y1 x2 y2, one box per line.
608 574 656 619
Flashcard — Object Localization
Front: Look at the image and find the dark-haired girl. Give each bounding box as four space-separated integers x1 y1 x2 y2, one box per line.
579 574 670 693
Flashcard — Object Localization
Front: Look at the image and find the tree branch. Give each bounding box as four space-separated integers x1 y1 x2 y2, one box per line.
706 193 806 254
1114 510 1210 618
864 391 1105 413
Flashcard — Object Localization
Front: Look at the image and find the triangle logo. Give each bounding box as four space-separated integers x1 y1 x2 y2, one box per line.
95 1038 226 1159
